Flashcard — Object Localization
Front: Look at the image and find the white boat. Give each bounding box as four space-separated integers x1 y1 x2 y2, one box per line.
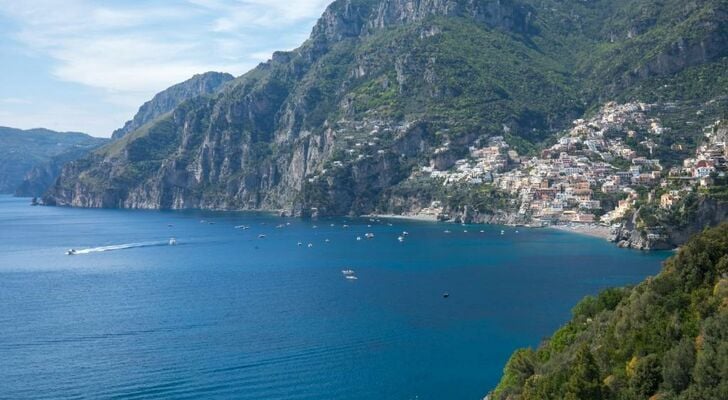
345 275 358 280
258 234 266 238
308 243 313 248
365 233 375 239
341 269 355 275
325 239 330 243
402 231 409 236
169 238 177 246
66 249 77 255
444 230 451 234
398 236 405 242
297 242 303 246
356 236 362 241
500 230 505 235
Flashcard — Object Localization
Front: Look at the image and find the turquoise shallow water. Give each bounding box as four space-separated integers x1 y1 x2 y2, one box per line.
0 195 668 399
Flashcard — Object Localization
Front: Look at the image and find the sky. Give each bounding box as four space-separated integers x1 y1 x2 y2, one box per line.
0 0 332 137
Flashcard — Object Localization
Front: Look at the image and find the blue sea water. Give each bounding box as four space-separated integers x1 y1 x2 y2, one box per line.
0 195 668 399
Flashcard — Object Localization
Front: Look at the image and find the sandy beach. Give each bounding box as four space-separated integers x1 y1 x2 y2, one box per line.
367 213 439 222
550 224 613 240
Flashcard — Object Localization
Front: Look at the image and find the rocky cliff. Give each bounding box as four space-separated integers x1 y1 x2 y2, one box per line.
111 72 234 140
46 0 728 217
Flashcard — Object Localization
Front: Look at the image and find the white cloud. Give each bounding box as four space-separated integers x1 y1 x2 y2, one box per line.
0 0 331 135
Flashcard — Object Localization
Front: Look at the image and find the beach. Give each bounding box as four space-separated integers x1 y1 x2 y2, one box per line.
550 224 613 240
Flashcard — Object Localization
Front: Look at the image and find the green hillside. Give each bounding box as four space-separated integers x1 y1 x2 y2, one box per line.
490 223 728 400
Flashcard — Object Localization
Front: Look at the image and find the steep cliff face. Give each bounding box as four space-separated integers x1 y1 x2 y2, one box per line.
612 198 728 250
46 0 728 215
111 72 234 140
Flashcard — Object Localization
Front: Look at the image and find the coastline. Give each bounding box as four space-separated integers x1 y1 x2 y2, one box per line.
549 224 613 240
366 213 439 222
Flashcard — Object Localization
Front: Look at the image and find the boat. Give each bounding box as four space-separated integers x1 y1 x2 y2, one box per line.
365 233 375 239
169 238 177 246
258 234 266 239
308 243 313 248
444 230 451 234
297 242 303 246
442 292 450 298
325 239 330 243
356 236 362 241
402 231 409 236
501 230 505 235
66 249 77 256
398 236 405 242
345 275 358 280
341 269 355 275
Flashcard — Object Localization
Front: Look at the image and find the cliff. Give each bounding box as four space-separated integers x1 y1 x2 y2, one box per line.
45 0 728 217
111 72 234 140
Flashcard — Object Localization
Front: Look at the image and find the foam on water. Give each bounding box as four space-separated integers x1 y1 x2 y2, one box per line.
68 241 173 255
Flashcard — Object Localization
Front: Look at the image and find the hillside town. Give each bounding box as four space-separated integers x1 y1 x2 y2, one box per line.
417 102 728 228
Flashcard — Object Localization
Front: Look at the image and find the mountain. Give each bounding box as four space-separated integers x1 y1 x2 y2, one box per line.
489 222 728 400
111 71 234 140
45 0 727 216
0 127 106 194
13 72 234 197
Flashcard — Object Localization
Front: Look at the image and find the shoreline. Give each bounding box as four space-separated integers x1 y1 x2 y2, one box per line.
549 224 613 240
366 213 439 222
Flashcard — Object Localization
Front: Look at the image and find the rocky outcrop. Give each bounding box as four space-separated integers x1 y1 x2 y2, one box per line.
111 72 234 140
611 198 728 250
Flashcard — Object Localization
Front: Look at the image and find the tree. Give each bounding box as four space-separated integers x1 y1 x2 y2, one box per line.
565 344 602 400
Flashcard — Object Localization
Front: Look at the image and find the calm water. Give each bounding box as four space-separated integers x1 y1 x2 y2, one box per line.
0 195 668 399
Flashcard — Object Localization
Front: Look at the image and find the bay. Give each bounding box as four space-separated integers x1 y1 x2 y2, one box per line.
0 195 668 399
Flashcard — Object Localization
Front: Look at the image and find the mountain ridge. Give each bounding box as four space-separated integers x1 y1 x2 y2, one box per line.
45 0 727 220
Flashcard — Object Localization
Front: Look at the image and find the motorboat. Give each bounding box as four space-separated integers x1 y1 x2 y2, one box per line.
341 269 355 275
398 236 405 242
345 275 358 280
169 238 177 246
402 231 409 236
66 249 77 256
258 234 266 239
364 233 375 239
308 243 314 248
356 236 362 241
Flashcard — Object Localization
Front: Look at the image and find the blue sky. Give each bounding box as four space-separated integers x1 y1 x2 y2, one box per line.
0 0 331 137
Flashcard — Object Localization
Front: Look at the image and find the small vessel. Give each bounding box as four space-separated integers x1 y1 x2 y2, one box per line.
442 292 450 298
313 225 318 229
402 231 409 236
500 230 505 235
365 233 375 239
343 224 349 228
341 269 355 275
480 230 485 233
325 239 330 243
66 249 77 256
308 243 313 248
463 230 468 233
297 242 303 246
444 230 451 234
330 224 335 227
356 236 362 241
345 275 358 280
169 238 177 246
258 234 266 239
398 236 405 242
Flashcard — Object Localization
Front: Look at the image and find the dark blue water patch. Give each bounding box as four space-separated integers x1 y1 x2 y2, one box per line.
0 196 668 399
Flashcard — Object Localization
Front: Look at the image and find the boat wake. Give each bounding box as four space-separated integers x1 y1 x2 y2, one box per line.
67 241 174 255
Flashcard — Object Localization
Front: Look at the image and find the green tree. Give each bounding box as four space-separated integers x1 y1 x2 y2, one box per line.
661 338 695 393
630 354 662 397
565 344 602 400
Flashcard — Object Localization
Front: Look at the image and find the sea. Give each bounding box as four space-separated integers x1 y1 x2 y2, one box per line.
0 195 669 399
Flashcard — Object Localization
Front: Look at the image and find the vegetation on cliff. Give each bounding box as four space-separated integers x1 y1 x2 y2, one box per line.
490 223 728 400
46 0 727 215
